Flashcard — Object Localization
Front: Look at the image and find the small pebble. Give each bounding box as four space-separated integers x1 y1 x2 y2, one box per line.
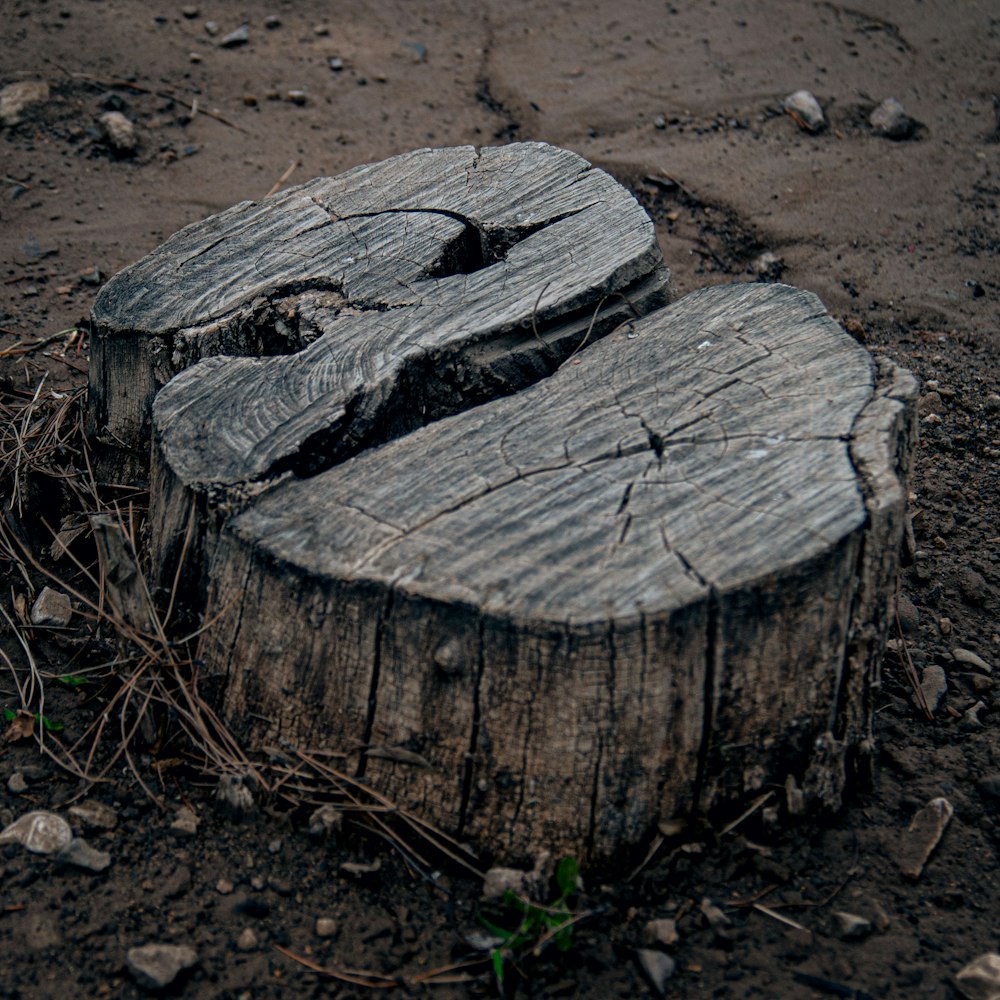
250 874 266 890
216 877 235 895
204 20 218 35
315 917 337 938
314 24 330 36
0 811 73 854
897 796 953 879
30 586 72 627
170 805 200 837
783 89 825 132
189 52 203 63
236 927 258 951
954 953 1000 1000
869 97 917 139
57 837 111 872
181 5 199 17
919 664 948 714
264 15 281 28
953 648 993 674
69 800 118 831
637 949 676 996
219 23 249 47
126 944 197 990
286 90 307 105
7 773 28 794
329 57 344 71
644 917 679 947
831 910 872 940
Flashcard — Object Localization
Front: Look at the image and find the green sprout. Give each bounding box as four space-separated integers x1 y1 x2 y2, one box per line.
478 856 581 988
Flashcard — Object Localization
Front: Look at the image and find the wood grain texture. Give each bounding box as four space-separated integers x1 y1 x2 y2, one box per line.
88 142 668 485
196 282 916 861
89 143 917 862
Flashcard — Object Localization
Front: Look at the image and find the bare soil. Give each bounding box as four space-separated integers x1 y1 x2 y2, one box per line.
1 2 998 998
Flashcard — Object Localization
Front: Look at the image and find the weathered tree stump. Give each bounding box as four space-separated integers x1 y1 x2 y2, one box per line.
88 143 917 864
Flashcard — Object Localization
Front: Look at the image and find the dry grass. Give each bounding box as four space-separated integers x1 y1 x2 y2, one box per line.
0 343 483 883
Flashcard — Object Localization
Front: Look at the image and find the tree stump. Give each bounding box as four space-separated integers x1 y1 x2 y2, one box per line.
88 143 917 864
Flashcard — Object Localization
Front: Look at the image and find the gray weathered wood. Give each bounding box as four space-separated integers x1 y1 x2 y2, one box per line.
88 143 917 863
196 282 915 861
88 143 669 487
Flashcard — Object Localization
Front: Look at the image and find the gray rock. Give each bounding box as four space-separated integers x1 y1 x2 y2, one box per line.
0 811 73 854
0 80 50 127
894 593 920 634
97 111 137 154
831 910 872 940
30 586 73 627
204 20 219 35
919 664 948 713
869 97 917 139
69 799 118 830
181 5 199 17
783 90 825 132
315 916 337 938
264 15 282 28
236 927 258 950
637 949 676 996
219 23 249 47
954 953 1000 1000
961 700 987 730
57 837 111 872
482 865 533 900
170 805 200 837
7 772 28 794
953 648 993 674
644 917 679 947
329 56 344 71
126 943 198 989
897 796 953 879
918 390 944 416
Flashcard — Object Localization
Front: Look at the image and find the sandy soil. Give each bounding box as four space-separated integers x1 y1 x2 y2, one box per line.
1 1 998 997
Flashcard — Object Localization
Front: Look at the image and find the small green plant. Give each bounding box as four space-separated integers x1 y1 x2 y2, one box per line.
3 707 64 732
478 856 581 988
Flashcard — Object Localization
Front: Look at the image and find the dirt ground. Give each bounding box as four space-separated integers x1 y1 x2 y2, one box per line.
1 1 999 997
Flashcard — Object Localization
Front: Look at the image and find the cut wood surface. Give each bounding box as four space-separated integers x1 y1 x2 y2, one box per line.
88 143 917 863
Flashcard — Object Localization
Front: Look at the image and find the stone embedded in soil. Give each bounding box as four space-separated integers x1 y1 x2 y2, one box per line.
637 949 677 996
236 927 258 950
831 910 872 940
919 664 948 713
126 943 198 990
30 586 72 627
961 700 987 730
645 917 679 947
170 805 200 837
0 811 73 854
954 953 1000 1000
57 837 111 872
315 917 337 938
953 648 993 674
870 97 917 139
894 593 921 634
783 89 826 132
897 796 953 879
97 111 137 154
482 865 535 900
0 80 49 127
219 23 249 47
68 799 118 830
216 877 235 894
7 772 28 794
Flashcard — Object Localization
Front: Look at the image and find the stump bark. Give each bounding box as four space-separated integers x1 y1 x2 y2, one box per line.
88 143 917 864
